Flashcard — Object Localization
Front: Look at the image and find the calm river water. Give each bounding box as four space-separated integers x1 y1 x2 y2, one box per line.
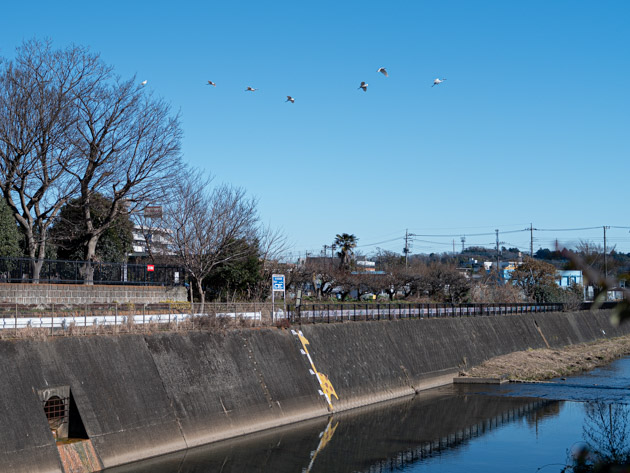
106 357 630 473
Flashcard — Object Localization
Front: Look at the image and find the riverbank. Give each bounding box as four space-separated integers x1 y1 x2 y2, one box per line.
458 333 630 381
4 309 627 472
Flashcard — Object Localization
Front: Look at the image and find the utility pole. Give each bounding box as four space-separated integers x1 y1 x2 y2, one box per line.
404 229 410 268
530 223 534 257
403 229 417 268
461 236 466 253
452 239 455 255
604 225 610 279
495 229 500 276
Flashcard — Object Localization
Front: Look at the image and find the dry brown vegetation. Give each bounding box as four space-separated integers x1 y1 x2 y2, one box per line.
459 335 630 381
0 315 263 340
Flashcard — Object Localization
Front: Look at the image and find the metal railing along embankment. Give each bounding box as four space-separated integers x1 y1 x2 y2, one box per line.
0 302 566 335
286 302 565 324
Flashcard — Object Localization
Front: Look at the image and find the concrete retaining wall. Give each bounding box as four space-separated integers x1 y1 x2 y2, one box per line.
0 283 187 304
1 309 628 472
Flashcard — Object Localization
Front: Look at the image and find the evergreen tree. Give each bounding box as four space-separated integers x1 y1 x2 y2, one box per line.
203 239 263 301
0 199 21 258
50 194 133 263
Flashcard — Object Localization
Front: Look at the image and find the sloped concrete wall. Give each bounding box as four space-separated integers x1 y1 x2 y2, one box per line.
302 310 629 412
0 336 187 471
0 309 627 471
144 330 329 449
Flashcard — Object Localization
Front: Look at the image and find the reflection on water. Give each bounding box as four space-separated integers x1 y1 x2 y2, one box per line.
303 417 338 473
105 358 630 473
581 401 630 467
106 387 557 473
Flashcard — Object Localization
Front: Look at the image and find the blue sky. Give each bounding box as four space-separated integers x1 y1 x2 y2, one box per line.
2 1 628 260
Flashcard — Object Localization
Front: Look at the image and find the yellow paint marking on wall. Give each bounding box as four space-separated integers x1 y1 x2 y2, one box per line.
317 372 338 401
304 417 339 473
292 329 338 410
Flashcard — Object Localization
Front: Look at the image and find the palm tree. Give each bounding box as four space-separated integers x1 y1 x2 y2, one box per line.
334 233 358 269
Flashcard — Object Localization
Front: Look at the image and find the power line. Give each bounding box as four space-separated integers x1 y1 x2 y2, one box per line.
536 226 602 232
285 224 630 260
407 228 529 238
356 237 404 249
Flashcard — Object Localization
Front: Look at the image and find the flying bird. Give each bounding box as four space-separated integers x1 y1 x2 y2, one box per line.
432 78 446 87
377 67 388 77
358 81 368 92
286 96 295 103
141 80 148 86
245 86 257 91
207 80 216 86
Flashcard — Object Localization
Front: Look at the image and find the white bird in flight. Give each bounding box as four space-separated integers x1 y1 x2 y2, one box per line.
286 96 295 103
377 67 388 77
207 80 216 86
245 86 257 92
141 80 147 86
358 81 368 92
432 78 446 87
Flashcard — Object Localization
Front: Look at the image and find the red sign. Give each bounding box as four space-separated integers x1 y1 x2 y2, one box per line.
147 265 155 272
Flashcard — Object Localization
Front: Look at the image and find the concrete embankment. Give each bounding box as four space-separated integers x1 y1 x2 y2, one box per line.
0 309 627 472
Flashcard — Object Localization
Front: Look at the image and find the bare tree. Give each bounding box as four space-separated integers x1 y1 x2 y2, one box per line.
67 74 182 282
583 401 630 465
416 262 471 304
301 257 338 300
0 40 107 281
0 39 182 284
163 168 258 313
249 224 289 300
510 257 561 303
470 280 523 303
257 224 288 267
374 249 418 300
129 205 174 264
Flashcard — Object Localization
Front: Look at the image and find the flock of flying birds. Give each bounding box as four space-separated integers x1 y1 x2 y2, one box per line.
140 69 447 103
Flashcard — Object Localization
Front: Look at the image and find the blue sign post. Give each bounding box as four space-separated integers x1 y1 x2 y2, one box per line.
272 274 285 291
272 274 286 323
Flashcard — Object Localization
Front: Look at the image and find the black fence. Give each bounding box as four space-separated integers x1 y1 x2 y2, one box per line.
0 256 184 286
286 302 566 324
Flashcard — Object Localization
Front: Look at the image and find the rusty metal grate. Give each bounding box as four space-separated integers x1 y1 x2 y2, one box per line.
43 396 68 429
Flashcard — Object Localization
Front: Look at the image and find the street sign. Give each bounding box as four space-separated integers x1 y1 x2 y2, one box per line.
272 274 286 324
147 264 155 272
272 274 285 291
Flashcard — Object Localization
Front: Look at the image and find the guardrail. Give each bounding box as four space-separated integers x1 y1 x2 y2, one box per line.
286 302 565 324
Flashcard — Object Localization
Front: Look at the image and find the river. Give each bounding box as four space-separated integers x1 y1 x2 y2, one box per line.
105 357 630 472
